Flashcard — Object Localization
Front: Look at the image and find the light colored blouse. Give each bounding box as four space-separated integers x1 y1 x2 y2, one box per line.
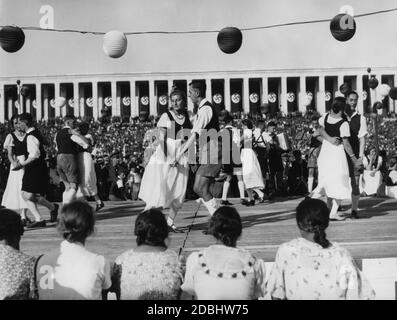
266 238 376 300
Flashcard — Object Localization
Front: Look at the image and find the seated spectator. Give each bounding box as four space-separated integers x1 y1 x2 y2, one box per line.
361 148 383 196
266 198 376 300
181 206 266 300
385 156 397 198
0 209 36 300
111 209 184 300
35 201 111 300
111 170 128 201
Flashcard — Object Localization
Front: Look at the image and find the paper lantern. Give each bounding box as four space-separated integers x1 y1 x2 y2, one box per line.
86 97 93 107
217 27 243 54
122 97 131 106
302 95 312 107
378 84 391 98
54 97 66 108
0 26 25 53
325 91 332 102
20 86 30 97
339 83 350 96
103 30 127 58
68 98 75 108
32 100 37 109
330 13 356 42
362 91 368 101
389 87 397 100
306 91 313 101
50 99 56 108
104 96 112 107
287 92 295 103
140 96 149 106
368 77 379 89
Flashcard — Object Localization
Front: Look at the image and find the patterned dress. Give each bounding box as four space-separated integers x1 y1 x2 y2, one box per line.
266 238 376 300
0 244 36 300
112 249 184 300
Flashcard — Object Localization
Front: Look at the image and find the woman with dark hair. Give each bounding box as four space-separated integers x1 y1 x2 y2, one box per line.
1 115 30 224
181 206 266 299
266 198 375 300
139 89 192 232
75 121 104 211
361 147 383 196
0 208 36 299
111 209 184 300
35 201 111 299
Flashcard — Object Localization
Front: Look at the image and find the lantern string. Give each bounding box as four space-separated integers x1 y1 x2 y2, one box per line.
1 7 397 36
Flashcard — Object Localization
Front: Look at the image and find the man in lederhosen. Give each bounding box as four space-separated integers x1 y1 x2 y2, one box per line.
14 113 59 228
173 80 222 225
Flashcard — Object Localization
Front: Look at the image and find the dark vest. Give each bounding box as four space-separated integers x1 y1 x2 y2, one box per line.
56 128 78 155
348 113 361 157
165 111 192 140
324 114 345 138
309 131 322 149
11 133 28 156
25 129 46 162
201 101 220 131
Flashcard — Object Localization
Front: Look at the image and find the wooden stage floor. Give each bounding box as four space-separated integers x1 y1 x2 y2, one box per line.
20 196 397 262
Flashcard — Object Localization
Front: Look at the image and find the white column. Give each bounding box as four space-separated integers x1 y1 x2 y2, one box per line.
243 77 250 113
111 81 117 117
317 75 326 115
60 85 67 117
206 78 212 102
168 79 173 94
8 98 13 120
54 82 61 117
92 82 98 120
299 76 306 113
0 84 5 122
130 81 138 117
356 75 364 114
186 79 194 112
116 84 121 117
224 78 231 111
79 84 85 118
98 84 103 117
280 76 288 115
43 86 49 121
149 80 156 116
36 83 42 121
26 96 31 113
337 75 344 92
73 82 79 118
261 77 268 104
389 75 395 114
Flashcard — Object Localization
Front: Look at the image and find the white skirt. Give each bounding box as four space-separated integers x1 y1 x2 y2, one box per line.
241 148 264 190
1 155 28 210
76 152 98 197
360 170 382 195
139 138 189 209
315 140 351 200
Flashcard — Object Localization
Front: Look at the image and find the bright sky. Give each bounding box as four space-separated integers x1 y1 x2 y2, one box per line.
1 0 397 77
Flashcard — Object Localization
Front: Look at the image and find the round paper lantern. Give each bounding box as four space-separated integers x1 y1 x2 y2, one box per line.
287 92 295 103
86 97 93 107
104 96 112 107
50 99 56 108
217 27 243 54
103 30 127 58
330 13 356 42
389 87 397 100
325 91 332 102
260 103 270 114
378 84 391 98
20 86 30 97
302 95 312 107
54 97 66 108
362 91 368 101
306 91 313 101
213 93 223 104
68 98 75 108
368 77 379 89
0 26 25 53
32 100 37 109
339 83 350 96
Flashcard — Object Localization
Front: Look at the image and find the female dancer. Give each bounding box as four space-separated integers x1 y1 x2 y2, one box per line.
1 115 30 225
75 122 104 211
139 89 192 232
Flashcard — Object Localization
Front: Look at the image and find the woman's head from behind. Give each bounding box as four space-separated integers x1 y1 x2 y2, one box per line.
296 198 330 249
57 201 95 244
77 121 90 136
208 206 242 247
330 97 346 115
0 209 24 250
135 209 169 248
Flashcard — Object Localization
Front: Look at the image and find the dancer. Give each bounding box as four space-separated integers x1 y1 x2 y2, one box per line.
312 98 360 221
139 89 192 232
173 80 222 227
1 115 30 225
75 121 104 211
55 115 88 204
14 113 59 228
307 115 323 193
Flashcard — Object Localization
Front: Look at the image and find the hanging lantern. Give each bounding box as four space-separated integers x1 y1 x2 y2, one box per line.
330 13 356 42
268 92 277 103
122 97 131 106
306 91 313 101
389 87 397 100
14 101 20 109
231 93 241 104
68 98 75 108
158 95 168 106
32 100 37 109
103 30 127 58
302 95 312 107
86 97 93 107
325 91 332 102
104 96 112 107
213 93 223 104
50 99 56 108
260 103 270 114
20 86 30 97
217 27 243 54
368 76 379 89
54 97 66 108
362 91 368 101
378 84 391 98
339 83 351 96
287 92 295 103
140 96 149 106
0 26 25 53
249 93 259 104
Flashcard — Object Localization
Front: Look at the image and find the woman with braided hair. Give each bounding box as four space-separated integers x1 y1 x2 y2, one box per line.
266 198 375 300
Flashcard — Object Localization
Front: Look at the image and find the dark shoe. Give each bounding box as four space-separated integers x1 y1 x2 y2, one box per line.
258 197 266 203
249 200 255 206
350 210 359 219
26 220 47 228
168 225 185 233
21 216 32 227
50 203 59 223
96 202 105 212
240 199 250 205
220 200 233 206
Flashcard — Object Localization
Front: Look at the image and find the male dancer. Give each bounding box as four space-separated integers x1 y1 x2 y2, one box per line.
173 80 222 228
54 115 89 204
14 113 59 228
